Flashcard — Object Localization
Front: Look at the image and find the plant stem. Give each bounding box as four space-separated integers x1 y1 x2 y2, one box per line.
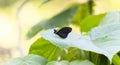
16 0 29 56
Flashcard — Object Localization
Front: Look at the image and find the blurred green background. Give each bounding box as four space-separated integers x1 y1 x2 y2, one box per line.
0 0 120 64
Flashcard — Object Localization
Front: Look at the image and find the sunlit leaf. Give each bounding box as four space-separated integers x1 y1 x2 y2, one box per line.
27 5 78 39
112 54 120 65
3 54 47 65
40 25 120 63
88 11 120 64
46 60 69 65
89 23 120 62
70 60 94 65
80 14 106 32
29 38 61 61
72 4 89 26
40 29 105 55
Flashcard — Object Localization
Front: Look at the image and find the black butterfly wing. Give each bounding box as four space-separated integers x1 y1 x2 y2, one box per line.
54 27 72 38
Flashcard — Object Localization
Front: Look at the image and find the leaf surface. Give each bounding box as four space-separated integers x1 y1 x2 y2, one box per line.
40 24 120 63
80 14 105 32
29 38 61 61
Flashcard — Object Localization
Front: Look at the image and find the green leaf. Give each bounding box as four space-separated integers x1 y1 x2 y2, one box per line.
89 23 120 62
27 5 78 39
46 60 69 65
72 4 89 26
80 13 106 32
29 38 61 61
112 54 120 65
70 60 94 65
41 29 104 52
40 29 105 56
40 25 120 63
3 54 47 65
88 11 120 64
100 11 120 25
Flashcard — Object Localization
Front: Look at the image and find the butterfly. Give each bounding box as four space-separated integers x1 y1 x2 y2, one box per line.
54 27 72 38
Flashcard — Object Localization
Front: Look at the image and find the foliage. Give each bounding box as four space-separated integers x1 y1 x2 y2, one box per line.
80 13 106 32
28 10 120 65
3 55 48 65
29 38 61 61
72 4 89 26
4 0 120 65
29 38 82 61
39 22 120 63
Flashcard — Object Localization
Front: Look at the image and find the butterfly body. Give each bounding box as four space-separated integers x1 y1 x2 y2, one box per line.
54 27 72 38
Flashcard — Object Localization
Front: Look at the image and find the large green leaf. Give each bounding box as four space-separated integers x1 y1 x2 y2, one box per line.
89 11 120 64
40 29 106 57
27 5 78 39
70 60 94 65
3 54 47 65
40 29 104 53
72 4 89 26
89 23 120 63
40 24 120 63
46 60 69 65
80 13 106 32
29 38 61 61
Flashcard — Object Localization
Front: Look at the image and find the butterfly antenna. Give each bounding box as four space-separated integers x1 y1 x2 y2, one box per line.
54 29 57 33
